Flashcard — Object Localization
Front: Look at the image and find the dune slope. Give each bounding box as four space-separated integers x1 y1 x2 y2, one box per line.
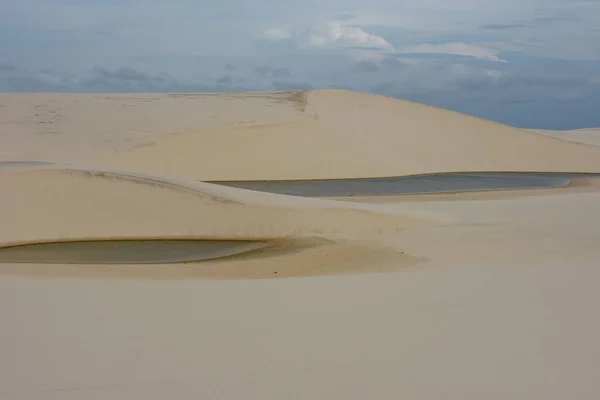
528 128 600 146
3 90 600 180
0 162 435 271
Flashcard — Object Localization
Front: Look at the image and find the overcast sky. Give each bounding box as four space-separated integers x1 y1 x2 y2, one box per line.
1 0 599 129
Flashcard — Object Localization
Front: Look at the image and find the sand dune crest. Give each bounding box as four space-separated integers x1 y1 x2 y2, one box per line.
0 162 436 269
103 90 600 180
3 90 600 181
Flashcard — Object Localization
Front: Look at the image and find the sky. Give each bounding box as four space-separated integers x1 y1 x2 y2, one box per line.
1 0 599 129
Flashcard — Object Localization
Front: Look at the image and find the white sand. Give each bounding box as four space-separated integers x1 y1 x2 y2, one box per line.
0 162 438 279
528 128 600 146
3 90 600 180
0 163 434 246
1 90 600 399
2 187 600 398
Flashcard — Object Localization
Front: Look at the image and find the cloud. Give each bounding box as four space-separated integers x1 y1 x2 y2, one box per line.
396 43 506 62
0 67 77 92
485 69 503 80
350 56 406 73
255 66 291 78
381 57 405 69
81 66 176 92
500 74 587 88
0 62 18 72
307 22 394 50
216 75 233 85
1 0 600 128
263 28 293 41
263 21 393 52
480 24 530 30
91 66 151 82
349 49 386 63
272 80 313 91
351 61 380 73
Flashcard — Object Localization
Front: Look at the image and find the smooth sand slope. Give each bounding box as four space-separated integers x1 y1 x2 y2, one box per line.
2 183 600 399
0 162 433 245
529 127 600 146
2 90 600 399
0 161 437 278
3 90 600 180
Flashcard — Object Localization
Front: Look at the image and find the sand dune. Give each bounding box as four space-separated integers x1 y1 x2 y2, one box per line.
3 90 600 399
0 162 435 245
3 167 600 397
528 127 600 146
0 161 437 278
3 90 600 180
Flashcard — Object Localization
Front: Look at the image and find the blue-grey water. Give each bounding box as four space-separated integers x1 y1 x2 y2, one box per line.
211 172 600 197
3 169 599 265
0 240 269 264
0 160 55 169
3 162 598 197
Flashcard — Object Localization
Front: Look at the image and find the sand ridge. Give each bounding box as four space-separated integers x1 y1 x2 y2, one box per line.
0 162 439 243
3 90 600 180
88 90 600 179
528 128 600 146
0 161 439 276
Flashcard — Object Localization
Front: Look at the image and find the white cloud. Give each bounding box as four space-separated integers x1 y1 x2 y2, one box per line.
308 22 394 50
485 69 503 81
263 28 292 41
396 43 506 62
351 49 386 63
263 21 394 51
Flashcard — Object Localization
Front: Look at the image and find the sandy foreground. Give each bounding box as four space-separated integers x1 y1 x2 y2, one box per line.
1 90 600 399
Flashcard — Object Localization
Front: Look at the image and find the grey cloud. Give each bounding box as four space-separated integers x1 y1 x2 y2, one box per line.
81 66 177 92
369 81 400 96
0 63 255 93
171 79 252 94
91 66 151 82
381 57 406 69
2 76 49 91
351 61 380 73
0 73 75 92
456 76 497 91
480 24 530 30
224 64 237 71
350 57 405 74
501 75 586 87
0 64 81 92
366 78 600 130
217 75 233 85
334 14 355 21
347 46 390 52
0 62 18 72
272 80 312 91
255 66 291 78
325 83 355 91
368 81 444 105
531 14 579 24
